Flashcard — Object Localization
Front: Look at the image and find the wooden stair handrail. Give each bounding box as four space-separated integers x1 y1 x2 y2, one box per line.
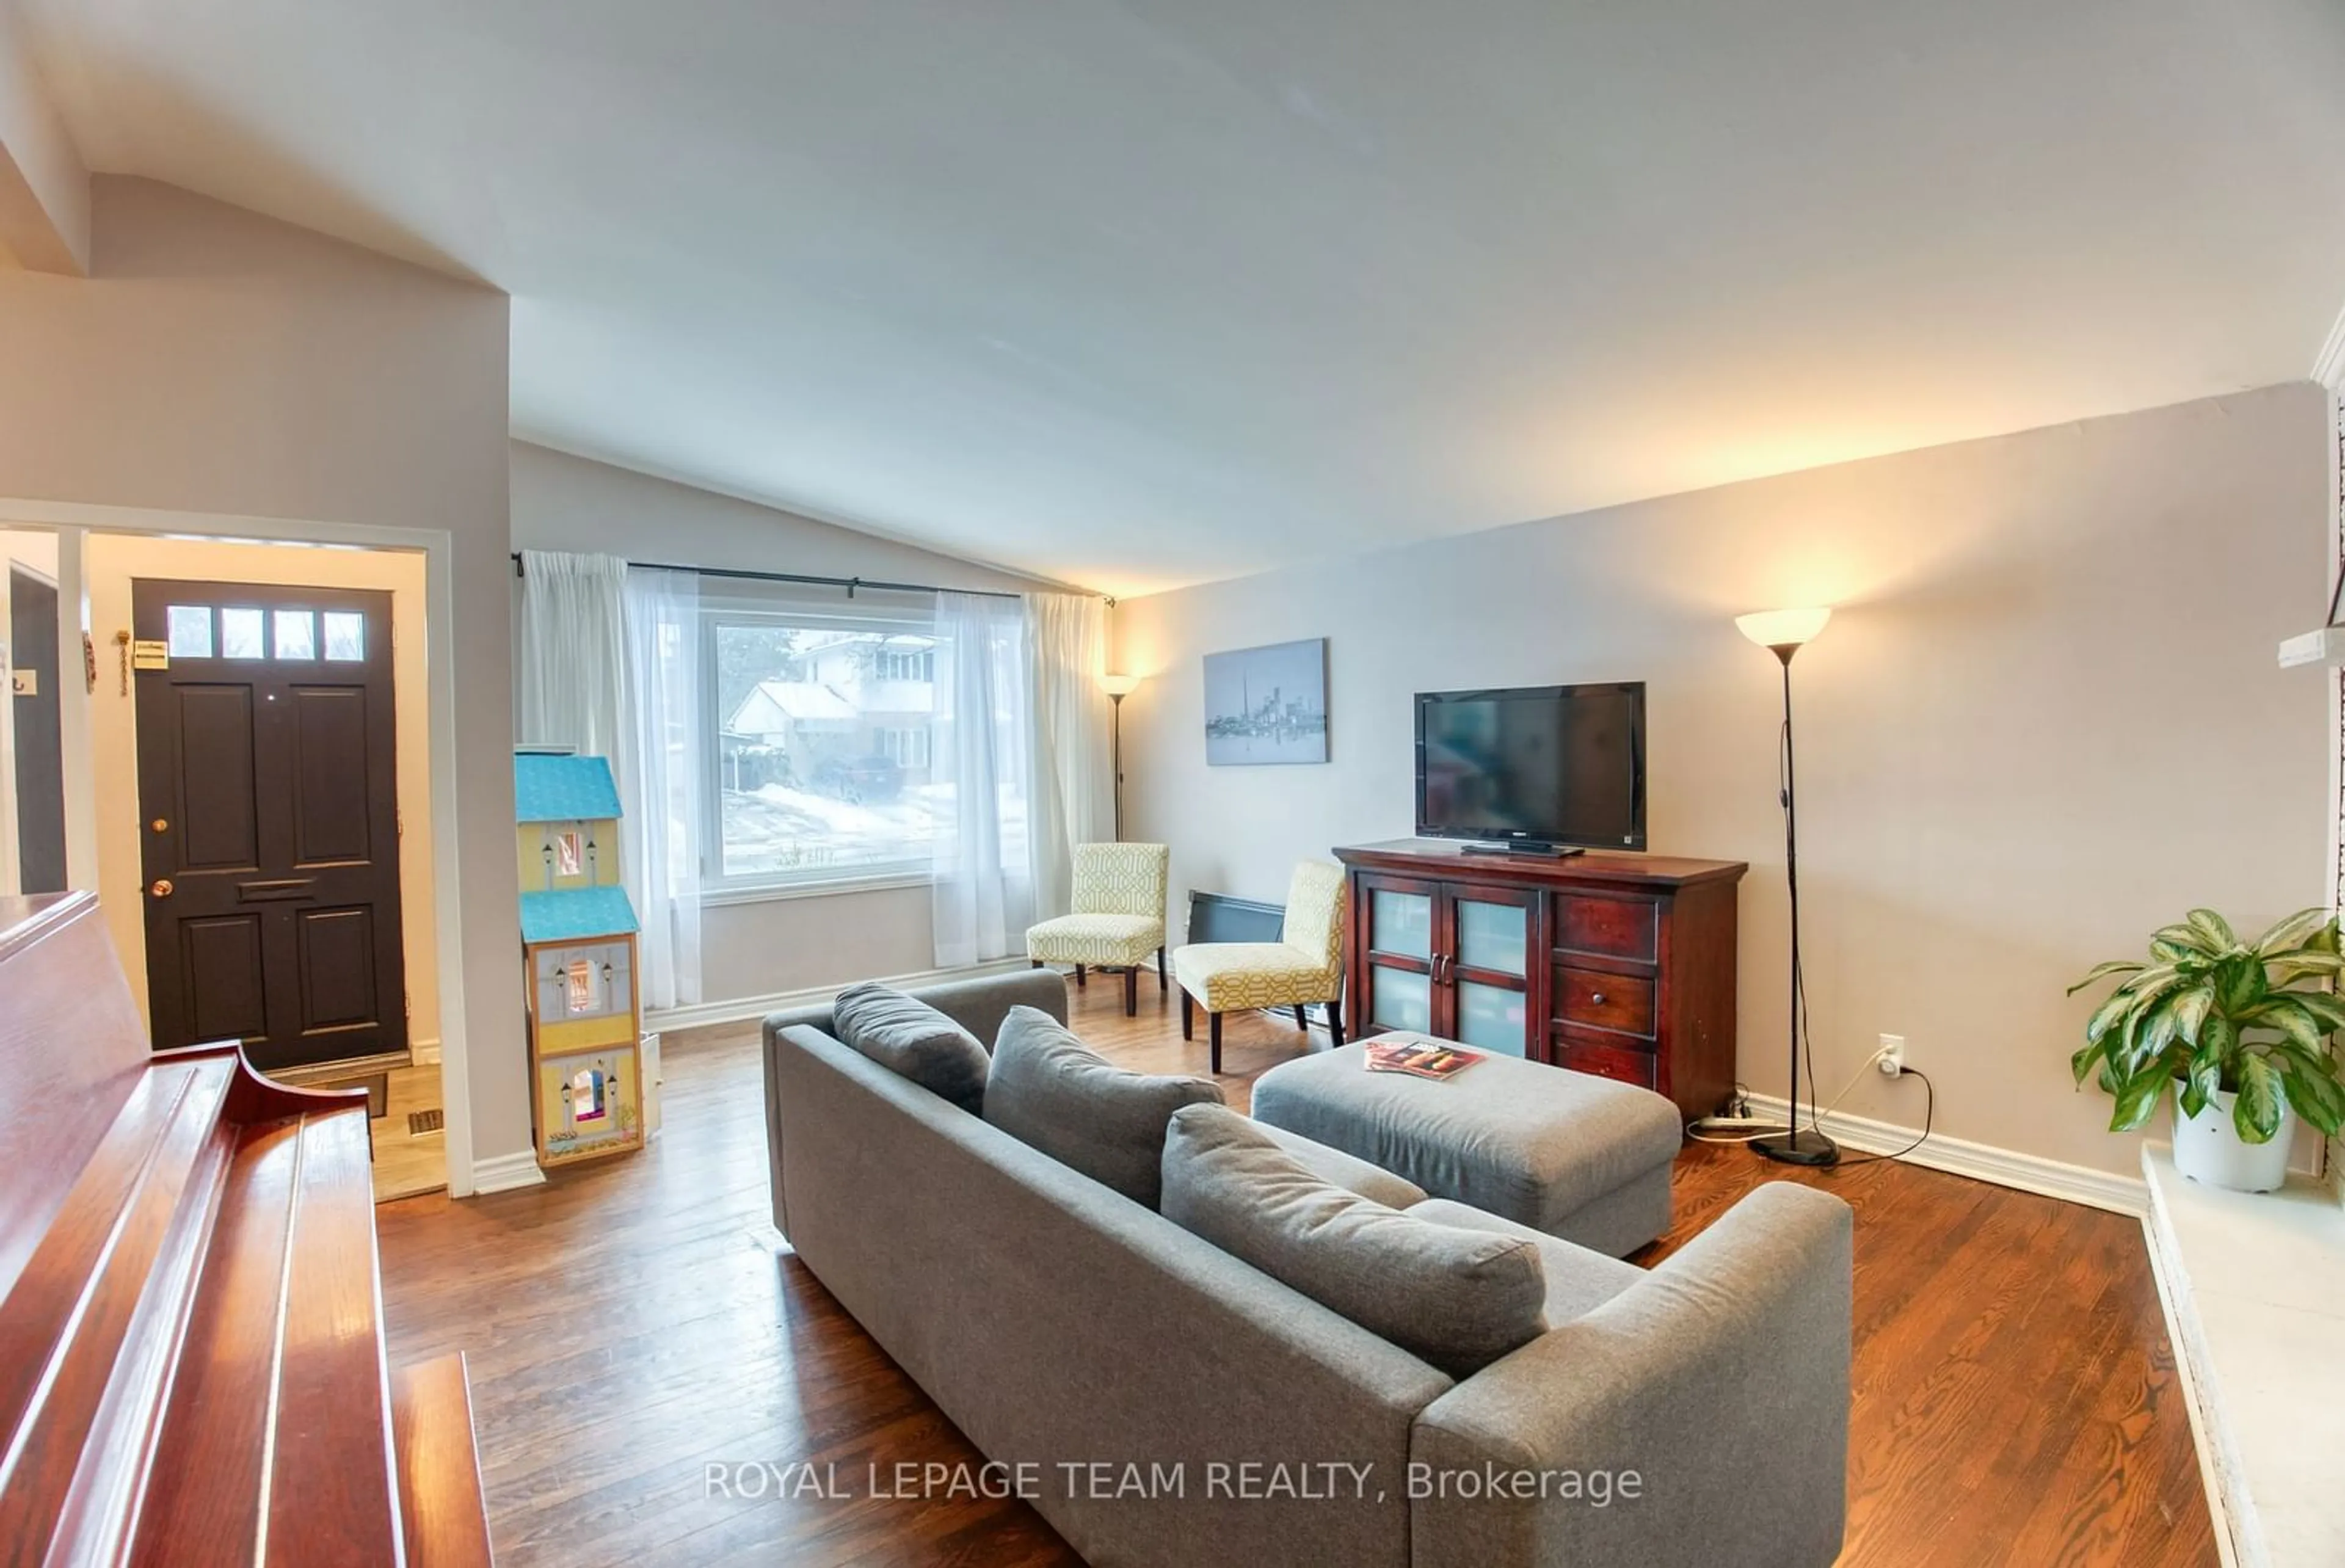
0 893 494 1567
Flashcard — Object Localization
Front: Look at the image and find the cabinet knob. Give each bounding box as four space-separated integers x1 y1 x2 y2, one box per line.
1590 991 1606 1005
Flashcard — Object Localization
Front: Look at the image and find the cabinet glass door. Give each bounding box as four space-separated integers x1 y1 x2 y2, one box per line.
1454 981 1529 1056
1455 898 1528 979
1444 887 1538 1058
1358 875 1438 1036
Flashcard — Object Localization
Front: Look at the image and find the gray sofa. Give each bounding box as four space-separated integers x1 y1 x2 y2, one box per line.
763 970 1852 1568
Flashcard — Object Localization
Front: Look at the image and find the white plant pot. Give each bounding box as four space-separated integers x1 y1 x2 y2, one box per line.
2170 1084 2295 1193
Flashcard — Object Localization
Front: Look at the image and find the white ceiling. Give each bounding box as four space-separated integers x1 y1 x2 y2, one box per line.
20 0 2345 595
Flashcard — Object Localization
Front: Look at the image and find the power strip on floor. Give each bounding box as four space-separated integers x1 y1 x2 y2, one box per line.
1689 1115 1787 1133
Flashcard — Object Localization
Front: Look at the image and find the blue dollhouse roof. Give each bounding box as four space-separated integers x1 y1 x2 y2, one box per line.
520 885 640 945
515 752 624 823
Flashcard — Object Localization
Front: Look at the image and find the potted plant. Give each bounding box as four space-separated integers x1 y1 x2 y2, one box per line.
2068 907 2345 1192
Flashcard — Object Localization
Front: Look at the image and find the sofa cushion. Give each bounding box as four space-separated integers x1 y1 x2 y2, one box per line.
984 1006 1223 1208
1249 1122 1428 1210
1160 1104 1547 1377
831 982 992 1115
1407 1198 1644 1326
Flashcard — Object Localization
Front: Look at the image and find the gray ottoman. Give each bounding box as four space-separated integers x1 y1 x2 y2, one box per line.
1251 1039 1683 1257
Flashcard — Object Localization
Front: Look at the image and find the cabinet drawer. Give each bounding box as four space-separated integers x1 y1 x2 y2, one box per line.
1554 965 1656 1037
1554 895 1657 962
1555 1039 1657 1091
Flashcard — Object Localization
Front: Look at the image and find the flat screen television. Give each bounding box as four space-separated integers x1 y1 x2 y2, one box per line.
1414 683 1646 854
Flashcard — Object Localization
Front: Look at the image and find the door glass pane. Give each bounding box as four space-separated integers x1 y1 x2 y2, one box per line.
273 609 316 660
219 607 264 660
1456 981 1528 1056
322 611 365 661
1370 888 1433 960
1370 966 1433 1034
166 605 213 658
1457 899 1528 978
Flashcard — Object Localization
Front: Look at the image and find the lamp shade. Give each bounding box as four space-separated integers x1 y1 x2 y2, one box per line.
1735 607 1832 650
1099 672 1143 697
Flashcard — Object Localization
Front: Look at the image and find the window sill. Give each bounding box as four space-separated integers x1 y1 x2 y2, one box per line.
700 871 933 908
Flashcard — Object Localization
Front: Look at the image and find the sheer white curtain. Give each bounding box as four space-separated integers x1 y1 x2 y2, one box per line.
515 550 629 758
932 591 1039 967
1025 592 1111 921
624 568 704 1011
517 550 704 1010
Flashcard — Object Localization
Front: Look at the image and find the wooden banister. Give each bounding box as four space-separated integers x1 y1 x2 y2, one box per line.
0 893 493 1567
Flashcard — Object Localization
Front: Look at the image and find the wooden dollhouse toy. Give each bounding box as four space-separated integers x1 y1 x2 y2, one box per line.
517 750 645 1166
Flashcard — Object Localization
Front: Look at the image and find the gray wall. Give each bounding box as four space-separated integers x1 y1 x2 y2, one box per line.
1113 383 2332 1177
0 176 523 1174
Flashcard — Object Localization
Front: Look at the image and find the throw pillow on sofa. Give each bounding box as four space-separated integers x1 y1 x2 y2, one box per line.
984 1005 1223 1208
1159 1103 1547 1377
832 982 992 1115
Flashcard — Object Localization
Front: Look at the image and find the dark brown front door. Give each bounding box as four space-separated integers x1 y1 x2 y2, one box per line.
132 579 406 1070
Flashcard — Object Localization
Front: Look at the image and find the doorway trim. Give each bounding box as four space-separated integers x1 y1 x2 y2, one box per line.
0 496 480 1196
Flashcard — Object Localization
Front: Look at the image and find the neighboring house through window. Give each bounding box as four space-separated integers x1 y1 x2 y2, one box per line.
707 590 944 888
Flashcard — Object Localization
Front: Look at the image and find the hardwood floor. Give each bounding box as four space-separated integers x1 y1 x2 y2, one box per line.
376 976 2216 1567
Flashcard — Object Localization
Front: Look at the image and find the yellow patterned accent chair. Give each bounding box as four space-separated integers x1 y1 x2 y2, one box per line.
1172 859 1347 1072
1025 843 1171 1016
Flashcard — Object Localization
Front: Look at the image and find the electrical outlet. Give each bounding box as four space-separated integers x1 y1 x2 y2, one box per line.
1878 1034 1906 1076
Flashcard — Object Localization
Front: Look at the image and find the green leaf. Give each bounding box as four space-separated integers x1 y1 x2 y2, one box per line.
2255 907 2335 958
2153 923 2220 957
2108 1070 2170 1132
2170 985 2216 1047
2233 1054 2285 1143
2268 954 2345 987
2136 990 2189 1061
2086 985 2140 1046
2195 1011 2238 1077
2247 996 2327 1056
2066 960 2147 996
2178 1076 2209 1120
2187 909 2240 950
2071 1037 2109 1087
2188 1032 2227 1094
2277 1056 2345 1138
2217 954 2268 1015
2283 990 2345 1034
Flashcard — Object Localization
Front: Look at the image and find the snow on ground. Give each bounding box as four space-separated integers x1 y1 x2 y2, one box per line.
721 782 940 875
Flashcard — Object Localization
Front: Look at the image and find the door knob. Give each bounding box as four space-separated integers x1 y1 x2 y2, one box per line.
150 879 174 898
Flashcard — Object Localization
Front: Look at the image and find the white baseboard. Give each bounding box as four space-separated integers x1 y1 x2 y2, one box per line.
645 957 1032 1034
1744 1093 2145 1216
409 1036 442 1067
471 1150 547 1194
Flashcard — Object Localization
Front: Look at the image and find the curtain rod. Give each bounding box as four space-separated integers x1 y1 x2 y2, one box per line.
508 552 1107 604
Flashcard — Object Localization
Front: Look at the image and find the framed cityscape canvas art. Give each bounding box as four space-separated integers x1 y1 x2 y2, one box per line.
1204 637 1329 765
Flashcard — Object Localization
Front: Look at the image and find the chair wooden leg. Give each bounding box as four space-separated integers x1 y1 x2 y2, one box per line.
1328 996 1345 1050
1180 989 1193 1040
1124 965 1137 1017
1156 946 1167 992
1074 964 1086 988
1209 1011 1223 1075
1293 1004 1307 1031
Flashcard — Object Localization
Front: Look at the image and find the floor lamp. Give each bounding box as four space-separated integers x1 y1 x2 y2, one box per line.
1100 672 1141 841
1736 607 1838 1168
